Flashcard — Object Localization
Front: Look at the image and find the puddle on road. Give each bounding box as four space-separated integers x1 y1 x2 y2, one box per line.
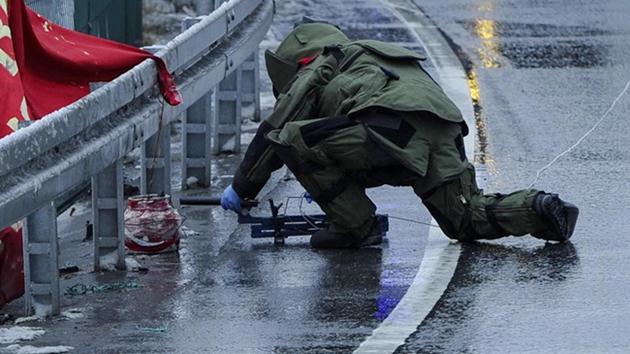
342 27 416 42
462 19 611 69
498 41 611 68
295 9 397 25
566 148 628 162
351 8 399 24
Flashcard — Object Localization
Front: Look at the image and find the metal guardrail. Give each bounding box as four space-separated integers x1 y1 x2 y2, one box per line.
0 0 273 316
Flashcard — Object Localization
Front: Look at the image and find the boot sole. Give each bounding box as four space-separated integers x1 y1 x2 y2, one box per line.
540 198 579 242
564 202 579 240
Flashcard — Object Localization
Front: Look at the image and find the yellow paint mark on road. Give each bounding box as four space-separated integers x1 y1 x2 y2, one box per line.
473 19 502 69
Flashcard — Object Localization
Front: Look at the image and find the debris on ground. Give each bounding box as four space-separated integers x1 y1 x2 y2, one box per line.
13 317 39 325
97 253 148 273
4 344 74 353
180 226 200 238
125 257 149 273
58 263 80 275
60 308 86 320
185 176 199 188
0 326 45 344
135 324 168 333
0 314 12 325
64 281 139 297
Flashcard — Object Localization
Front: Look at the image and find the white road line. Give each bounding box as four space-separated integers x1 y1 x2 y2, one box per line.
354 0 479 352
354 229 460 354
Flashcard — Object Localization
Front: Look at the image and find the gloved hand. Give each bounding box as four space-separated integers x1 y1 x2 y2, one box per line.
303 191 313 204
221 184 242 213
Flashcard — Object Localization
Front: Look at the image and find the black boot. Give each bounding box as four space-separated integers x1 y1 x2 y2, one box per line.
532 193 579 242
310 218 384 249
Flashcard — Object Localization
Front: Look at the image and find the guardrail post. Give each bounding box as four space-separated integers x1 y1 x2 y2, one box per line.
139 44 172 195
23 202 60 316
241 50 261 122
92 160 126 271
181 17 212 189
213 65 243 154
141 124 172 196
183 94 213 189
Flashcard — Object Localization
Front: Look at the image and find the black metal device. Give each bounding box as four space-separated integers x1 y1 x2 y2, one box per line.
179 196 389 245
238 199 389 245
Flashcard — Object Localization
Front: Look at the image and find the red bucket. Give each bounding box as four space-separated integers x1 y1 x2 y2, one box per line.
124 195 183 254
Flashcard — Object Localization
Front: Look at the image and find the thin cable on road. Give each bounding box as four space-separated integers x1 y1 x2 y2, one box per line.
294 194 441 228
529 80 630 188
388 215 440 228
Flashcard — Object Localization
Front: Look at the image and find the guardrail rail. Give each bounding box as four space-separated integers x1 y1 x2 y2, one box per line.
0 0 273 316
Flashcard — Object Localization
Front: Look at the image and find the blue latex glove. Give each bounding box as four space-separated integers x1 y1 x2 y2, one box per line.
221 185 242 213
303 191 313 204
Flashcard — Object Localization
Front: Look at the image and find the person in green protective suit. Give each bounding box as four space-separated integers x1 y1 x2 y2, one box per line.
220 20 579 249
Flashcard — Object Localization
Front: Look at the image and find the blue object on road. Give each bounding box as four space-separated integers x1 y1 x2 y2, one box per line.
303 191 313 203
221 185 242 213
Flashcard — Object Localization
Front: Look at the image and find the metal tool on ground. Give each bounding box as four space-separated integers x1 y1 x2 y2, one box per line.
179 196 389 245
179 196 259 208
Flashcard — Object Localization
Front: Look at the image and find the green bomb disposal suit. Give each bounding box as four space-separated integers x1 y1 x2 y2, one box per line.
230 22 574 244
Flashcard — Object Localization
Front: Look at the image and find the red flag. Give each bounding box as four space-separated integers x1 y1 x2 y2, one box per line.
1 0 181 139
0 226 24 308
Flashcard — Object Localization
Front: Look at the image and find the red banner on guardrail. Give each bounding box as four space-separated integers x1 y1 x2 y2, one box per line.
0 226 23 309
0 0 181 140
0 0 182 308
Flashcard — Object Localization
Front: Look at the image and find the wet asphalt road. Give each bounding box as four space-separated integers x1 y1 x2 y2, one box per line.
3 0 630 353
4 0 435 352
397 0 630 353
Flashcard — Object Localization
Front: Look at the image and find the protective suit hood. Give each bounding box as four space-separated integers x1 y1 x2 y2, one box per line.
265 22 350 95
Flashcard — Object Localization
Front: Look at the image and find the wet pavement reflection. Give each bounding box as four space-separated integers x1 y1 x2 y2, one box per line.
397 242 579 354
405 0 630 351
3 0 629 352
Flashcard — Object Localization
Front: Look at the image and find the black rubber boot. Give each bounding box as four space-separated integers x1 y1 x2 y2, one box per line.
532 193 579 242
310 218 384 249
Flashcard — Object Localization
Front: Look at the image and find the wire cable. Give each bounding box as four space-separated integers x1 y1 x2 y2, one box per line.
292 194 441 228
297 194 322 230
387 214 440 228
528 80 630 188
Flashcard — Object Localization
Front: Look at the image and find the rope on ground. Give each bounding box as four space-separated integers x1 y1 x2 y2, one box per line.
65 280 140 296
528 80 630 188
